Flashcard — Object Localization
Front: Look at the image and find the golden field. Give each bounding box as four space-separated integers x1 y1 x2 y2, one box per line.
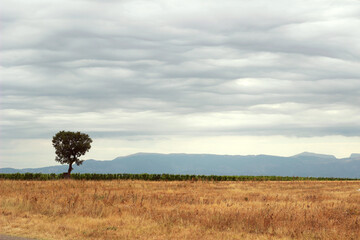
1 180 360 240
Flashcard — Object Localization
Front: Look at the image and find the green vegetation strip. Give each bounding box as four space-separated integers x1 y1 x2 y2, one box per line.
0 173 359 181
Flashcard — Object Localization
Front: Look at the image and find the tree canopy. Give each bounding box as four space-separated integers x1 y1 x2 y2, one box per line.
52 131 92 176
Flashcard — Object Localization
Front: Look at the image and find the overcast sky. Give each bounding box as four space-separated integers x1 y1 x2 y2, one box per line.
1 0 360 168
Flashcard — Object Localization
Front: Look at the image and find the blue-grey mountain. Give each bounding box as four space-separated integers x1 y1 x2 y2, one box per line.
1 152 360 178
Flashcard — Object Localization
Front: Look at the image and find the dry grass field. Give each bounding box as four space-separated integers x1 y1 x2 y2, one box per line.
1 180 360 240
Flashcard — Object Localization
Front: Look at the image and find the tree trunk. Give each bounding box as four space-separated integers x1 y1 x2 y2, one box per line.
68 162 73 174
66 162 73 178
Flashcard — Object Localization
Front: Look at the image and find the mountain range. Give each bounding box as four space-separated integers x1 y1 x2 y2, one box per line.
1 152 360 178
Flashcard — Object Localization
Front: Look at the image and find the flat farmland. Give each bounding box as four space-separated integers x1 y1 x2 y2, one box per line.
1 180 360 240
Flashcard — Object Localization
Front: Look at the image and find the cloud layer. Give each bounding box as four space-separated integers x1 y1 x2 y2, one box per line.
1 0 360 166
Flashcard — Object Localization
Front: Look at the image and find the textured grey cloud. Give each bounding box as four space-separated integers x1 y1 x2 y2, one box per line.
1 0 360 146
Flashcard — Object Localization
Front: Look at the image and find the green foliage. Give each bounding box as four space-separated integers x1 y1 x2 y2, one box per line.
52 131 92 174
0 173 358 181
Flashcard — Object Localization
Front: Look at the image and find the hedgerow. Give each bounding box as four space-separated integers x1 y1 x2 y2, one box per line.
0 173 358 181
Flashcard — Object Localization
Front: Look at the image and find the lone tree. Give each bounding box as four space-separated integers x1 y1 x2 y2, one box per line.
52 131 92 177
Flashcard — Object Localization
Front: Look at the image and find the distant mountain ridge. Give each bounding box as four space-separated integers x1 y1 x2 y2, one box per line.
292 152 337 159
1 152 360 178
